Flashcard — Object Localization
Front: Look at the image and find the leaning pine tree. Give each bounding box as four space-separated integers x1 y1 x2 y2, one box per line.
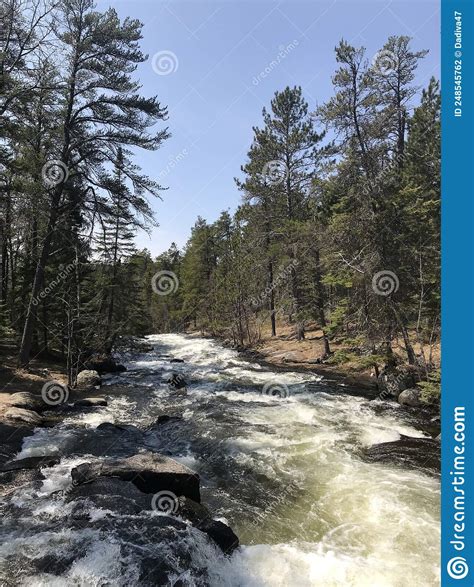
18 0 169 366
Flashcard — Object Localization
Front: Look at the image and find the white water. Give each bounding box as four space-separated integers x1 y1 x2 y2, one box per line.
1 334 440 586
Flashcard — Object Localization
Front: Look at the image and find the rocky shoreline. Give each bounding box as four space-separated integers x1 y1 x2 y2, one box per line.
0 348 240 565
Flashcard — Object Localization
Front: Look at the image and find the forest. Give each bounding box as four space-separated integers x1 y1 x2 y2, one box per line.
0 0 440 397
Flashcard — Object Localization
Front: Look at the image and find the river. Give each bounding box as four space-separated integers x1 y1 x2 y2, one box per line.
0 334 440 586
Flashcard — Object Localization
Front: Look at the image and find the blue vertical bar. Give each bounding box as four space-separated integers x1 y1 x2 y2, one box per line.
442 0 474 585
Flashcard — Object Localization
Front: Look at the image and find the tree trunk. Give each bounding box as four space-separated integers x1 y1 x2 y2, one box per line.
268 259 276 336
313 247 330 355
18 195 60 366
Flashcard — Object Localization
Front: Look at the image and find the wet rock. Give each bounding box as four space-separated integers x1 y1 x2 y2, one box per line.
71 451 201 502
4 407 44 426
147 415 183 430
178 496 239 554
398 388 421 407
0 423 35 465
0 468 45 498
6 392 44 412
170 358 184 363
75 397 108 407
66 477 152 514
76 369 101 389
96 421 136 433
0 456 60 472
364 435 440 474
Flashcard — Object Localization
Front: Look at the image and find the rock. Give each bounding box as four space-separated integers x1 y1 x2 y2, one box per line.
75 397 108 407
6 392 44 412
170 358 184 363
76 369 101 389
66 477 152 514
377 365 419 399
0 423 35 465
66 477 238 554
398 388 421 407
178 496 239 554
4 407 44 426
71 451 201 502
0 468 45 498
85 355 127 374
0 455 60 472
364 435 440 474
153 415 183 426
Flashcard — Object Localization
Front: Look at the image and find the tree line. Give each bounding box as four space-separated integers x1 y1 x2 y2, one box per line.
0 0 440 387
150 37 440 382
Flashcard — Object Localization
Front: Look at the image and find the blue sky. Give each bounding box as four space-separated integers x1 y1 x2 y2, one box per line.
97 0 440 257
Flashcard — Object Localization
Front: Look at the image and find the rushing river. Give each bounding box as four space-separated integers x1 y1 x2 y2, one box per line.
0 334 440 586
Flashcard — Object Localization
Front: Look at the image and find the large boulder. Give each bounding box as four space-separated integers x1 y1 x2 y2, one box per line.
71 451 201 503
398 388 421 407
76 369 101 390
65 476 238 554
6 392 44 412
4 407 44 426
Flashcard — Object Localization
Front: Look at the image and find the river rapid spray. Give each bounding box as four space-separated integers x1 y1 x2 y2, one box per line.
0 334 440 586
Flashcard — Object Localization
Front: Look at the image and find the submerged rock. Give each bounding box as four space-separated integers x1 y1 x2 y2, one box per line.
71 451 201 502
363 435 440 474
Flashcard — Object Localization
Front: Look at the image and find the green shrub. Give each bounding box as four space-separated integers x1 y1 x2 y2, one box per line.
417 369 441 404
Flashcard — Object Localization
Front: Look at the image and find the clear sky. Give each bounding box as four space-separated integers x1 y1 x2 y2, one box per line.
97 0 440 257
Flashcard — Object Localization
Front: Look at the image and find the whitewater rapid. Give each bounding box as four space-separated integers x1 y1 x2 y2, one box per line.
0 334 440 586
